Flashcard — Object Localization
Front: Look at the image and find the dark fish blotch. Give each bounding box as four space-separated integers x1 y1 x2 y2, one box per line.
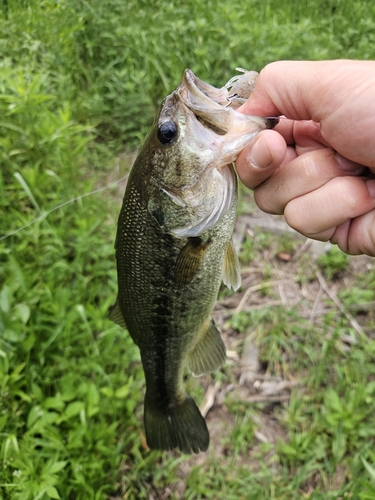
151 208 164 227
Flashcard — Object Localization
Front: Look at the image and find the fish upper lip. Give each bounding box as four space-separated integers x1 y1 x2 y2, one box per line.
177 69 234 135
176 70 279 134
177 69 228 113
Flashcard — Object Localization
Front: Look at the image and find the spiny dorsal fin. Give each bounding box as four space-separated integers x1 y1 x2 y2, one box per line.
175 237 210 287
186 319 226 376
108 299 127 329
222 239 241 291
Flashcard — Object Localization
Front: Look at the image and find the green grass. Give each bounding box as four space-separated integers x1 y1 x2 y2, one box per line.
1 0 375 498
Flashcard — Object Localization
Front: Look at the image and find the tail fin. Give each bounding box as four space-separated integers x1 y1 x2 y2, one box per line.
144 393 209 454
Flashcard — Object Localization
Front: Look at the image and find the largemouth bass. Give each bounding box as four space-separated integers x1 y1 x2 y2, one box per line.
110 69 278 453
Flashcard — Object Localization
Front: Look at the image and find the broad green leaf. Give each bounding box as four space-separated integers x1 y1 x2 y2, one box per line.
115 384 131 399
63 401 85 419
46 486 61 499
362 456 375 482
0 286 11 313
48 461 68 474
14 303 30 324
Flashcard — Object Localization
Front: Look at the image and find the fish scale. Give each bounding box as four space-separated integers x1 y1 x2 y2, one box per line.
110 69 278 453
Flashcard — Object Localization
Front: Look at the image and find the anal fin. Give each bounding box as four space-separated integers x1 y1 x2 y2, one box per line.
186 319 226 376
222 239 241 291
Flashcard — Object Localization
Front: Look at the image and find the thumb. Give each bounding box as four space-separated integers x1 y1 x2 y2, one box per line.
239 60 375 168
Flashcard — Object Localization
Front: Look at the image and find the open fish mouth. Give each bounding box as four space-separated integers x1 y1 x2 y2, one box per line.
177 69 279 135
149 68 281 239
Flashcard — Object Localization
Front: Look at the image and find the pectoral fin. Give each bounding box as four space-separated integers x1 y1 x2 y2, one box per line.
222 240 241 291
109 299 127 329
175 238 210 287
187 319 226 376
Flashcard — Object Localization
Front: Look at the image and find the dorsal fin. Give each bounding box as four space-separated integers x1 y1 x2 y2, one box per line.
108 299 127 329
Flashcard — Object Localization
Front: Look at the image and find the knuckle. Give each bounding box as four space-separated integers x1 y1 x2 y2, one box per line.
254 187 282 214
284 202 307 234
334 177 365 216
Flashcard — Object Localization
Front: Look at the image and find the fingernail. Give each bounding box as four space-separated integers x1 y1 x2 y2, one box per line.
366 179 375 199
249 136 272 169
335 152 365 174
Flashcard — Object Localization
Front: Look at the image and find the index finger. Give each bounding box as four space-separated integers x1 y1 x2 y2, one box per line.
272 118 330 149
239 60 347 121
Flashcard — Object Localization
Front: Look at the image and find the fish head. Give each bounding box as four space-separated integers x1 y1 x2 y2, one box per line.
145 69 278 237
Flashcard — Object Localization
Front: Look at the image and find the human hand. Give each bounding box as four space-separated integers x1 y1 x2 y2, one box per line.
235 60 375 256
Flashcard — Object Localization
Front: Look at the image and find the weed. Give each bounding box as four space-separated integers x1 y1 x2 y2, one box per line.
317 246 349 280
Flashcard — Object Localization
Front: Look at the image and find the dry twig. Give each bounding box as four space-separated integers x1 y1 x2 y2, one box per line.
200 381 221 418
316 270 365 336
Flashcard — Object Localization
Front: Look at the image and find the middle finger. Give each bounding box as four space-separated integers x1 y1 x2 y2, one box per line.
254 147 365 214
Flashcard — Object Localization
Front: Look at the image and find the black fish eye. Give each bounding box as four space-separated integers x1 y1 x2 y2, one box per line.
157 121 178 145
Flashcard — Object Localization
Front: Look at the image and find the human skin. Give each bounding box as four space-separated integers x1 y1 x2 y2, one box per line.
235 60 375 256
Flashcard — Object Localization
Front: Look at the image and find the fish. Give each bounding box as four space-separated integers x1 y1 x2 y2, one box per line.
110 69 278 454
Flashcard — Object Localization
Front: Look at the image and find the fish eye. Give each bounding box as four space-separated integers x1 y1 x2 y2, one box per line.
157 121 178 145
